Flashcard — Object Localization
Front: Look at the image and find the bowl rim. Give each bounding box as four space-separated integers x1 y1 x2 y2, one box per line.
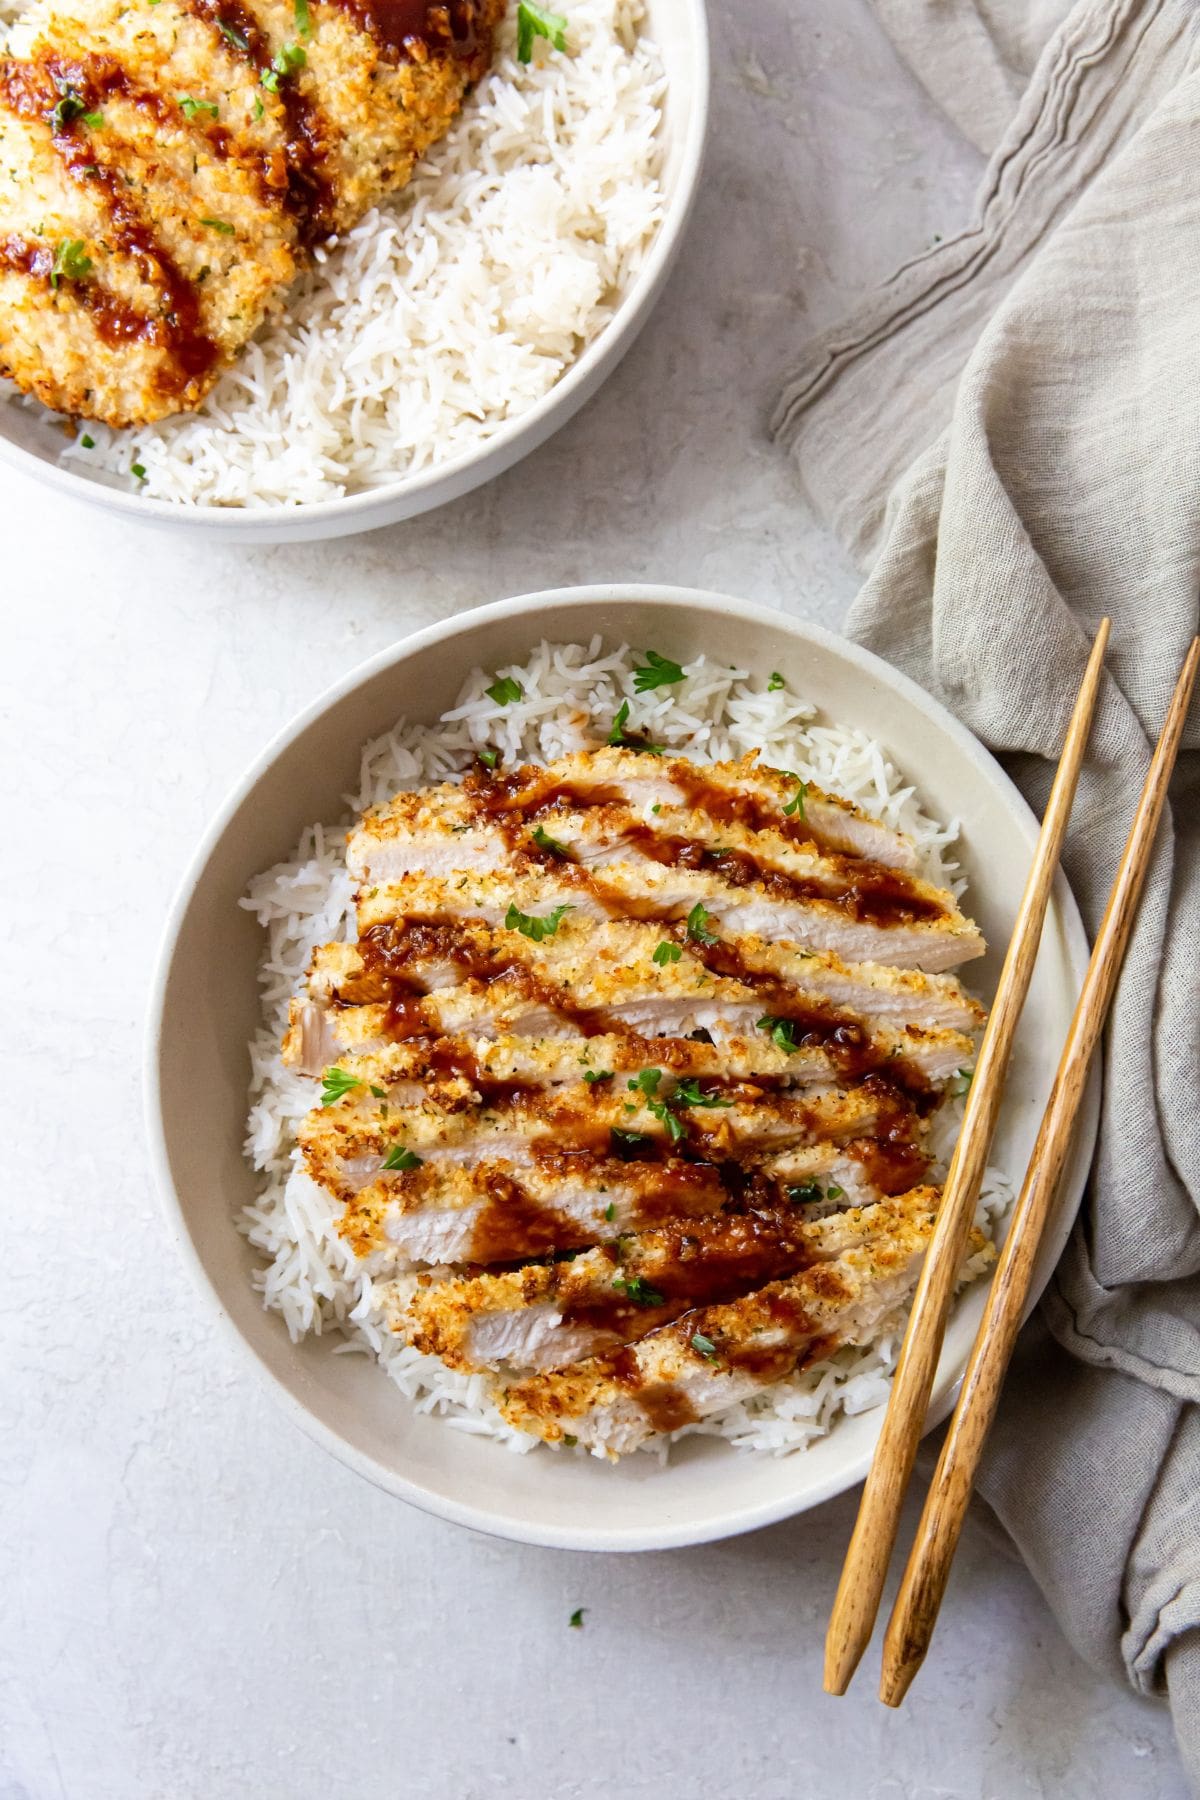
0 3 710 532
144 583 1099 1551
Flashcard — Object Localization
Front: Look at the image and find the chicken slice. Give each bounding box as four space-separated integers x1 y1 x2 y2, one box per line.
497 1192 992 1455
350 866 984 972
353 748 922 873
389 1191 943 1373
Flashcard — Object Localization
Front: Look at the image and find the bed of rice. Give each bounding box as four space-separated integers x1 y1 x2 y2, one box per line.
0 0 665 506
239 639 1009 1462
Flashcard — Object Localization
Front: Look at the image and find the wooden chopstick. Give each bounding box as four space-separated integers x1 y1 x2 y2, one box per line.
878 633 1200 1707
822 617 1112 1697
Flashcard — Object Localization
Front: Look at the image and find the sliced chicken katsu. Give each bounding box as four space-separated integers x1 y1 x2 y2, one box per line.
351 747 922 875
497 1192 993 1455
301 1076 912 1192
351 864 983 972
287 1018 972 1104
0 0 502 422
390 1192 942 1373
305 917 985 1029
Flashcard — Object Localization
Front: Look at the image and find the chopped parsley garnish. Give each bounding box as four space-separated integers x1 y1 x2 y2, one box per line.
216 16 250 48
80 433 95 449
757 1014 800 1054
627 1069 663 1099
651 940 682 966
294 0 312 35
486 674 523 706
583 1069 613 1084
530 823 569 858
382 1144 422 1172
783 780 808 820
691 1332 717 1359
606 700 664 755
505 900 572 942
953 1067 974 1097
82 109 104 128
568 1606 585 1627
320 1065 361 1106
612 1273 665 1308
252 95 265 119
563 1434 578 1447
369 1085 386 1098
672 1078 732 1110
516 0 568 62
826 1184 844 1200
786 1181 823 1205
199 216 235 233
179 94 219 118
632 649 685 692
604 1202 616 1221
768 671 785 692
131 463 147 481
49 239 92 288
685 901 718 945
48 86 86 130
261 42 306 89
477 746 499 770
610 1127 657 1161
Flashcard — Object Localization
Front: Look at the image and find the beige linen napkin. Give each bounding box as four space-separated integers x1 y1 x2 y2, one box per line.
772 0 1200 1781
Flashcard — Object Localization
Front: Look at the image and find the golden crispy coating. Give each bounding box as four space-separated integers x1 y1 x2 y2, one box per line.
0 0 503 422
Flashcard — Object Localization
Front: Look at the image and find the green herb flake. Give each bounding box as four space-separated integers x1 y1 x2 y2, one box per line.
199 216 235 234
477 746 499 770
563 1434 578 1447
131 462 147 481
691 1332 717 1360
685 901 718 945
787 1181 823 1206
179 94 219 118
369 1085 386 1098
216 16 249 48
757 1014 799 1055
294 0 312 34
320 1065 361 1106
583 1069 613 1085
953 1067 974 1097
632 649 685 693
516 0 568 62
252 94 265 118
767 671 785 692
49 238 92 288
651 940 682 966
612 1273 665 1308
505 900 572 942
486 674 523 707
48 86 86 131
82 109 104 127
531 823 570 859
606 699 665 755
382 1144 423 1172
604 1202 616 1221
627 1069 662 1098
672 1078 732 1111
783 780 808 820
568 1606 585 1627
826 1184 844 1200
80 433 95 449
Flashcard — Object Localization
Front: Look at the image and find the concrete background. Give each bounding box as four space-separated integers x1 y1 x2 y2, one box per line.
0 1 1188 1794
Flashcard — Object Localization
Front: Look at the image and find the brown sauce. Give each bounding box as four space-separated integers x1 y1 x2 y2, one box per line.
328 0 487 66
468 1172 581 1264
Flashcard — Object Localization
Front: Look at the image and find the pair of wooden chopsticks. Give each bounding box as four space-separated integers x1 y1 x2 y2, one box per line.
824 621 1200 1705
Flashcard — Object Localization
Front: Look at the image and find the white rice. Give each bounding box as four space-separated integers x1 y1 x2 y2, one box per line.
239 638 1009 1462
1 0 665 505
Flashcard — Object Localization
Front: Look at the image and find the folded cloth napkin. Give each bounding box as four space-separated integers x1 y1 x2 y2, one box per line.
772 0 1200 1780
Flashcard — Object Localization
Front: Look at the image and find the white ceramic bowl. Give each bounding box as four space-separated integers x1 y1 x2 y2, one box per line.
0 1 708 544
147 585 1098 1550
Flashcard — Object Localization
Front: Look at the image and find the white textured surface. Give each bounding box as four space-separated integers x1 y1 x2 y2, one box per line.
0 2 1188 1795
